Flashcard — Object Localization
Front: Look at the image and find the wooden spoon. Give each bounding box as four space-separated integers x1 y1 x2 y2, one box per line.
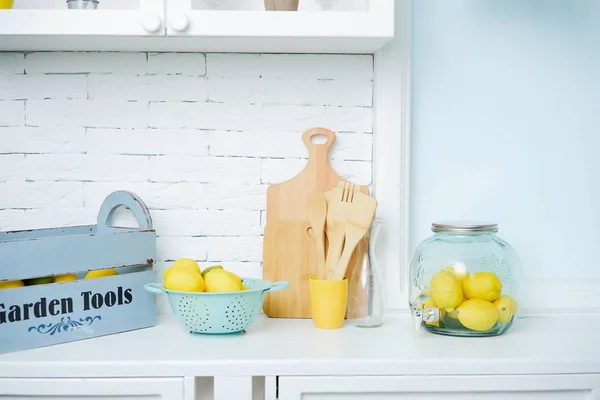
307 193 327 280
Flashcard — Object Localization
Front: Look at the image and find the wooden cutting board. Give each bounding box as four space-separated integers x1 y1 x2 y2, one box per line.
262 127 370 319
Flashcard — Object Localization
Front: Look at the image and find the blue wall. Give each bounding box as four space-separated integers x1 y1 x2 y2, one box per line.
410 0 600 280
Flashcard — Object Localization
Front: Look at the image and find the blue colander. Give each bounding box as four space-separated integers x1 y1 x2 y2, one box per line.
144 278 289 335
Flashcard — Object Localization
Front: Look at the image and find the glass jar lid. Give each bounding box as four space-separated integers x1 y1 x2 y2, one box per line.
431 221 498 233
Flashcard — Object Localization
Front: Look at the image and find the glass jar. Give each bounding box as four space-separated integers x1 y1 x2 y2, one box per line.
409 221 521 337
346 218 385 328
66 0 99 9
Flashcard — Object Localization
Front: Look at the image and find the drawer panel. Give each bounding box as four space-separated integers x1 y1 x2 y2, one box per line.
297 391 591 400
0 377 184 400
278 375 600 400
2 397 166 400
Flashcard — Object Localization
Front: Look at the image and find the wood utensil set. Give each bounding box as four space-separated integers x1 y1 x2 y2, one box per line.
312 181 378 281
262 127 379 319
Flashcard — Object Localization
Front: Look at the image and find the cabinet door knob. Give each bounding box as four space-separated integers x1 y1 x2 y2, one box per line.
169 12 190 32
140 13 163 33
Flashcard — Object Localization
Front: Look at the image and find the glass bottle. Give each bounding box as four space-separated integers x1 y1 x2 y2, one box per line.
346 218 385 328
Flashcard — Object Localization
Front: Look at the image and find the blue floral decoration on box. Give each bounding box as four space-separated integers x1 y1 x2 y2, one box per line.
28 316 102 336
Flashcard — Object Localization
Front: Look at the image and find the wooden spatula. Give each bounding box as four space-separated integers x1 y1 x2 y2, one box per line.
323 185 345 279
307 193 327 280
331 192 378 281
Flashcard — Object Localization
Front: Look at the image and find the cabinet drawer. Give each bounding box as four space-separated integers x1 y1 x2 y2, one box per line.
0 377 184 400
278 375 600 400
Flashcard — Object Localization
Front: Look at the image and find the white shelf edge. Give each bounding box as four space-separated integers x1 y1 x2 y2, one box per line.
0 36 392 54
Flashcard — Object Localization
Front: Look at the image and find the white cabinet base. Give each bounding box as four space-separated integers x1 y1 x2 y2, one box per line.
0 377 184 400
278 375 600 400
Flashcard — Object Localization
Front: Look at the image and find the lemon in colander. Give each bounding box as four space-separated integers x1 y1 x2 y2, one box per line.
201 264 223 277
164 267 205 292
204 269 245 292
166 258 202 277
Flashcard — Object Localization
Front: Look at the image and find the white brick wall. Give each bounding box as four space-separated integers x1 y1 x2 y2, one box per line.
88 75 209 101
0 51 373 311
0 100 24 126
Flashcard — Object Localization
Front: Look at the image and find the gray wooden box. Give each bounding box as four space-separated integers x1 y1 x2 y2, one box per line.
0 190 157 354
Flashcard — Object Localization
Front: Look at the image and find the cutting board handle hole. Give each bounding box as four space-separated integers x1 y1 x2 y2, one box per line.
309 134 328 145
302 128 335 153
306 226 316 239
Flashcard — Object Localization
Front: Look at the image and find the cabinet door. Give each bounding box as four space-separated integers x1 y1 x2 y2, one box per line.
0 0 165 37
278 375 600 400
0 377 184 400
164 0 393 53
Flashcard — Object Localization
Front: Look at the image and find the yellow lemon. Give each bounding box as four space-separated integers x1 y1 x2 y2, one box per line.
228 270 243 280
164 267 205 292
429 267 463 312
417 297 436 310
204 269 244 292
494 295 518 324
440 264 469 320
456 299 498 331
169 258 202 275
164 258 202 282
54 274 78 283
85 268 118 279
0 280 24 290
462 271 502 302
447 295 467 319
201 264 223 277
0 0 14 9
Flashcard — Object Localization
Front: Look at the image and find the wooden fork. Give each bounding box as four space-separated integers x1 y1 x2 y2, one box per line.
324 181 355 279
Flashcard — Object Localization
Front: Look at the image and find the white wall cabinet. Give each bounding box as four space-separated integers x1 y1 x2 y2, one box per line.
0 0 165 36
277 375 600 400
0 377 185 400
165 0 393 53
0 0 394 53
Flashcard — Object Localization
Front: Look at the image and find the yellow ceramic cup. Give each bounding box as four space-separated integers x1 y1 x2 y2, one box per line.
309 276 348 329
0 0 14 9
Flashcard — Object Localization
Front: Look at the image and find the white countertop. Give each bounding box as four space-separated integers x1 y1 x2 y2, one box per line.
0 313 597 378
